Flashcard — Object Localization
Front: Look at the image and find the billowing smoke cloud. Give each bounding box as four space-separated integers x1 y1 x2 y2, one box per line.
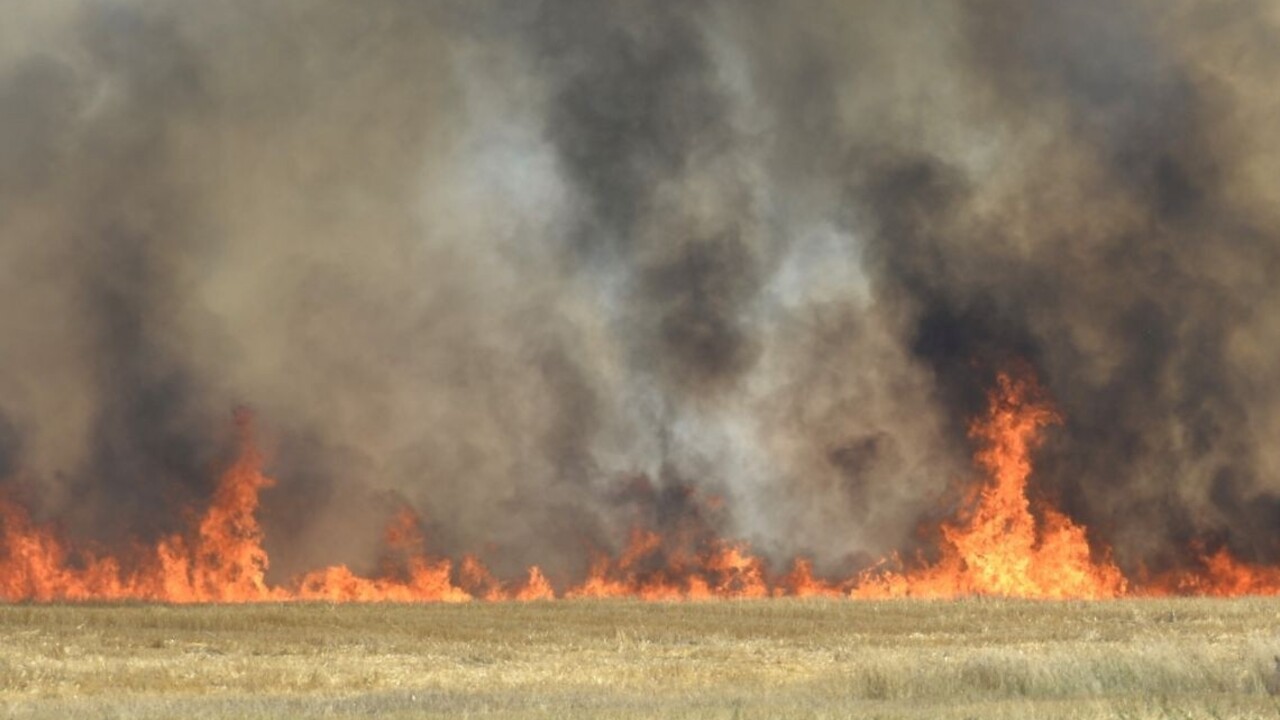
1 0 1277 582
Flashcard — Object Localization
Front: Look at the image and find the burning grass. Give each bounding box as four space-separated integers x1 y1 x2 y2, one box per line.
0 598 1278 719
3 371 1277 604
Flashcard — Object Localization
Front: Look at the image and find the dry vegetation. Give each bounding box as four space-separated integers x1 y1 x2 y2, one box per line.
0 598 1278 719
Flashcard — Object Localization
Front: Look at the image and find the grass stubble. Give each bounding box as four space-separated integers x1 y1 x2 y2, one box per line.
0 598 1277 719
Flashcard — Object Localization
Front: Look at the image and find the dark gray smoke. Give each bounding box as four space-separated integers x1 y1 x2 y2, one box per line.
1 0 1277 582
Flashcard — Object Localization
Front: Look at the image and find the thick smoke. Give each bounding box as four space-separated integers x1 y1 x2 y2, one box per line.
1 0 1277 582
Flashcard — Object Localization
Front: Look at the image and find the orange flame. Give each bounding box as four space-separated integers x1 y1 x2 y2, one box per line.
852 372 1127 599
1 372 1277 602
1138 545 1280 597
565 529 769 600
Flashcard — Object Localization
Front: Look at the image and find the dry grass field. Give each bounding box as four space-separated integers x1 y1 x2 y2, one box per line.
0 598 1278 719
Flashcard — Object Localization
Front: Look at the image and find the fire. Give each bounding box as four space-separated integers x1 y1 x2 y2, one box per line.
0 413 281 602
1138 545 1280 597
851 372 1127 599
0 371 1277 602
566 529 769 600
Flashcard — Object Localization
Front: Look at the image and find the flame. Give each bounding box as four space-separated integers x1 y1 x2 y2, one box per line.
852 372 1127 599
776 558 845 598
1137 545 1280 597
0 414 287 603
1 371 1277 602
565 529 769 600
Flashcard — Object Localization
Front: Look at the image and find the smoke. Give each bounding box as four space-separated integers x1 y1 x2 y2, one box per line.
0 0 1277 582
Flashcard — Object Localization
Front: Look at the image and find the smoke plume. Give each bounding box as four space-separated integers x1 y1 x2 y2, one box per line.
1 0 1277 583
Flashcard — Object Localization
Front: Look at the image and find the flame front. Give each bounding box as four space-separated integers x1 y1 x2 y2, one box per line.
1 372 1277 602
851 372 1127 599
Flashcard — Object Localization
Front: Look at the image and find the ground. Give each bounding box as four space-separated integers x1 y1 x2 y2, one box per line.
0 598 1278 719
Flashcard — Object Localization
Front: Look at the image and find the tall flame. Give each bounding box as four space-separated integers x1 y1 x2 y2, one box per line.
851 372 1127 599
0 371 1277 601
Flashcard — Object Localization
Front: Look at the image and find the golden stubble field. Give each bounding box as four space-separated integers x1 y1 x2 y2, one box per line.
0 598 1278 719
